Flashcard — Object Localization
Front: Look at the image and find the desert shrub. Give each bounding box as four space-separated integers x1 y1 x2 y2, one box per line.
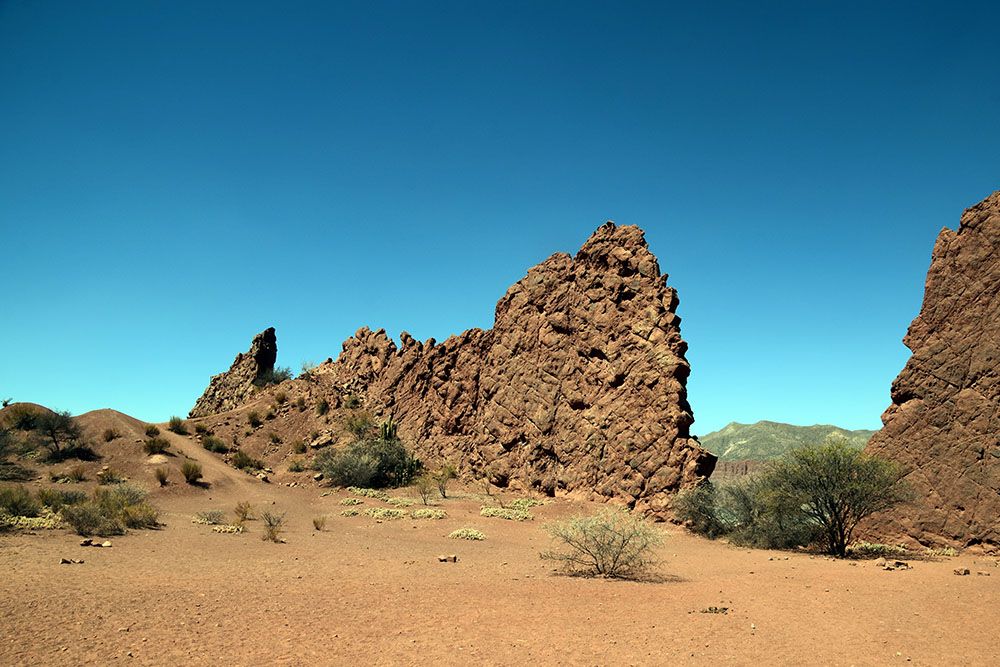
154 467 169 486
7 404 42 431
481 506 533 521
231 450 264 471
288 458 305 473
102 428 121 442
269 432 282 444
509 498 544 511
202 435 229 454
344 412 374 438
541 508 662 579
312 515 327 531
274 392 287 405
255 367 293 387
364 507 406 520
411 508 447 520
65 465 87 482
193 510 226 525
846 542 913 559
212 523 245 534
143 437 170 455
314 434 421 489
97 468 125 485
181 461 203 484
415 474 435 505
234 501 255 522
144 424 160 437
248 411 262 428
261 511 285 542
449 528 485 541
265 409 276 421
435 464 457 498
33 411 91 461
315 397 330 416
63 483 158 536
194 423 211 435
346 486 389 499
386 496 414 507
344 394 360 409
0 485 41 517
167 416 188 435
292 440 307 454
673 482 729 538
295 397 307 411
340 497 363 506
37 488 86 511
340 508 360 517
299 361 317 380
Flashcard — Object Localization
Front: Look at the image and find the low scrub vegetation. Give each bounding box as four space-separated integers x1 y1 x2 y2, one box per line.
481 506 533 521
102 428 120 442
676 441 912 556
193 510 226 525
314 419 421 488
62 483 159 536
261 511 285 542
143 437 170 456
288 458 305 472
154 467 169 486
202 436 229 453
181 461 203 485
234 501 255 522
312 515 327 531
346 486 388 500
0 484 41 517
231 449 264 471
340 497 363 506
340 508 360 517
509 498 544 510
37 488 86 511
411 508 447 520
449 528 485 541
145 424 161 437
435 464 457 498
167 416 188 435
364 507 407 520
97 468 125 485
540 508 661 580
386 497 414 507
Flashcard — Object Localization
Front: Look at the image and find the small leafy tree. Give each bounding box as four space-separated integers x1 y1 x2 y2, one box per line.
434 464 458 499
765 440 911 556
34 411 83 458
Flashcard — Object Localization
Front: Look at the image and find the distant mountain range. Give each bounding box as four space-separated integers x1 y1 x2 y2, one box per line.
698 421 876 461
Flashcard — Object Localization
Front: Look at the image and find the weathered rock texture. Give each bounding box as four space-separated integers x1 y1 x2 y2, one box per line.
189 327 277 418
319 223 715 511
867 192 1000 548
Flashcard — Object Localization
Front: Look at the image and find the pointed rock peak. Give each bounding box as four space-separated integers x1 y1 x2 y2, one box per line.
189 327 278 418
575 221 660 278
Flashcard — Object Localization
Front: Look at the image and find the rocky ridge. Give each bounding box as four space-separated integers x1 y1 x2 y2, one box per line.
190 327 277 418
867 191 1000 548
192 223 716 512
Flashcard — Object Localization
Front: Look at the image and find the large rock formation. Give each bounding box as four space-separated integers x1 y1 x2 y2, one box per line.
189 327 277 418
318 223 715 511
867 192 1000 548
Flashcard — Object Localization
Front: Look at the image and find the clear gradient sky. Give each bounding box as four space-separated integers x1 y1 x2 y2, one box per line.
1 1 998 434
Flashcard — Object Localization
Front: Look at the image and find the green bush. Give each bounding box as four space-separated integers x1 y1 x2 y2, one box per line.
315 435 421 489
167 416 188 435
202 436 229 454
154 467 169 486
97 468 125 485
344 412 374 438
411 508 447 520
194 423 212 436
315 397 330 416
435 464 457 498
268 432 282 444
145 424 161 437
248 411 262 428
144 437 170 455
292 440 307 454
288 458 305 473
0 485 41 517
193 510 226 525
541 508 662 579
415 474 435 505
274 392 287 405
231 450 264 471
181 461 203 484
37 488 86 511
254 367 292 387
364 507 406 520
63 483 159 536
509 498 544 511
340 497 363 505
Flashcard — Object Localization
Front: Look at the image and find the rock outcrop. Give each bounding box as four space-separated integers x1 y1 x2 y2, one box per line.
189 327 277 418
867 192 1000 548
318 223 715 512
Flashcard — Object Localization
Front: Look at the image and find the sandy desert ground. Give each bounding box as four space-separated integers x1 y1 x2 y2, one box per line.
2 422 998 667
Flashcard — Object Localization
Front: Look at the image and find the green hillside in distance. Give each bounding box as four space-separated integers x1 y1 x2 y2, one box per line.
699 421 876 461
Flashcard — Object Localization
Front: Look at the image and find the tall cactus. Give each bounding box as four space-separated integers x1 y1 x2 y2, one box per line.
380 415 398 441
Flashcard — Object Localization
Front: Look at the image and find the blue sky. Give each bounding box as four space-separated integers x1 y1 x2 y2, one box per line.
1 1 997 434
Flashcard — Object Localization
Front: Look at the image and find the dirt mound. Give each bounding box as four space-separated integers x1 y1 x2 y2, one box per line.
867 191 1000 549
188 223 715 513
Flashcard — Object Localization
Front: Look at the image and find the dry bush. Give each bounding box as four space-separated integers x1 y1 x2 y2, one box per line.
261 511 285 542
448 528 485 541
167 416 188 435
0 484 41 517
102 428 120 442
181 461 203 485
145 424 160 437
154 467 169 486
415 474 435 505
480 506 533 521
435 464 457 498
540 508 661 580
312 515 327 531
202 436 229 453
193 510 226 525
143 437 170 455
63 483 159 536
234 501 255 522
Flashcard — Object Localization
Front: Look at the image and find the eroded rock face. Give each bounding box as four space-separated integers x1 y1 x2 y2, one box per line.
189 328 277 418
319 223 715 511
867 192 1000 548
